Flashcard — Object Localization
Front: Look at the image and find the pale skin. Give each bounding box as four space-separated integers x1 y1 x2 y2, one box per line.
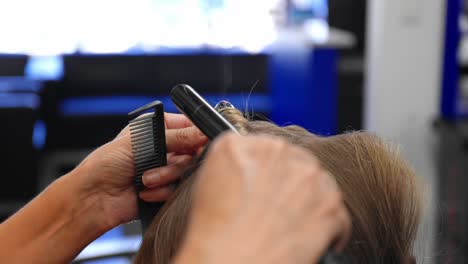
0 114 351 264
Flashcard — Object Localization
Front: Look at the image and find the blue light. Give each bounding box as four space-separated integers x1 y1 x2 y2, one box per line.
0 93 39 109
59 94 272 116
32 120 46 150
25 56 64 80
0 77 42 93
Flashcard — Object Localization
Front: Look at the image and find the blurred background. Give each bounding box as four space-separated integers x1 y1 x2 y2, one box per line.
0 0 463 263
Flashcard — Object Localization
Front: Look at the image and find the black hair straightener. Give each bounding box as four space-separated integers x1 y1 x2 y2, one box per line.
170 84 239 139
129 84 347 263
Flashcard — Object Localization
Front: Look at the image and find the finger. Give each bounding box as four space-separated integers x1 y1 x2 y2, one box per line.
334 207 352 252
139 185 176 202
142 155 193 187
166 126 208 153
311 192 351 254
164 113 193 129
115 125 130 140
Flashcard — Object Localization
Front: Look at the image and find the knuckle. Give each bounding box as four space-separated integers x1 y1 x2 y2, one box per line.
177 155 192 164
324 191 344 214
175 129 190 145
273 136 288 149
210 132 238 152
297 160 322 182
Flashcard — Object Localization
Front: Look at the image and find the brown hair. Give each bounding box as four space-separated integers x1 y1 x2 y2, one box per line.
134 109 422 264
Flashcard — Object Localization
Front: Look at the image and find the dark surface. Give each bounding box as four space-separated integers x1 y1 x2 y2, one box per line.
336 58 364 132
435 120 468 263
0 55 28 76
329 0 367 132
329 0 367 52
63 54 269 95
42 55 269 149
0 107 37 199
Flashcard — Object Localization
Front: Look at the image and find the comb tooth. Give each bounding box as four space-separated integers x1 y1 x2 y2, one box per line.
131 137 156 146
133 148 156 158
135 153 163 163
130 118 156 128
130 129 154 139
132 140 155 151
131 132 156 142
130 129 157 140
136 150 164 161
134 148 159 158
133 145 157 154
132 144 155 154
131 133 155 144
130 124 156 136
130 126 157 137
129 118 154 127
129 115 155 126
131 133 156 143
137 154 164 163
135 159 161 169
132 139 155 146
136 163 164 174
134 177 144 191
137 166 163 175
136 157 160 167
133 150 161 161
134 151 162 160
131 132 155 140
134 153 161 161
135 157 159 165
135 148 156 157
130 122 160 133
131 134 153 143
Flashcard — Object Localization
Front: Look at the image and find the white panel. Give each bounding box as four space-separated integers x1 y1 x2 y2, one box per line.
365 0 446 262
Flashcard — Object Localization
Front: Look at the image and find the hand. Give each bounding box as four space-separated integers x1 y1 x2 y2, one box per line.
175 133 351 264
72 113 208 229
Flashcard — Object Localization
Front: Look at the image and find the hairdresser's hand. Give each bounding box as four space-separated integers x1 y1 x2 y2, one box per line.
175 133 351 264
73 113 208 229
0 113 207 264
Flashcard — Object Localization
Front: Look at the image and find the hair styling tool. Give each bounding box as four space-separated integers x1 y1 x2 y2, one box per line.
170 84 239 139
128 101 167 233
170 84 348 264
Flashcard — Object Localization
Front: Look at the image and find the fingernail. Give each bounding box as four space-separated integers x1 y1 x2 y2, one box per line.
143 172 161 186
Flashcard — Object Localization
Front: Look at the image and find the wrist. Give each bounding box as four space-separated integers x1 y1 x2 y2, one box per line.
0 166 112 263
61 164 115 234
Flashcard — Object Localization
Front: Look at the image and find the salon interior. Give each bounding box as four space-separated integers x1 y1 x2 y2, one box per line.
0 0 466 263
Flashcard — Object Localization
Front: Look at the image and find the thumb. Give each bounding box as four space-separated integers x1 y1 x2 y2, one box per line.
166 126 208 153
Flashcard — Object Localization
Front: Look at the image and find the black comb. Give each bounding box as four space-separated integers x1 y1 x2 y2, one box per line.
128 101 167 232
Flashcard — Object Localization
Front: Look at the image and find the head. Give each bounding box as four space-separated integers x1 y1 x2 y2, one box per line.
134 108 422 264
